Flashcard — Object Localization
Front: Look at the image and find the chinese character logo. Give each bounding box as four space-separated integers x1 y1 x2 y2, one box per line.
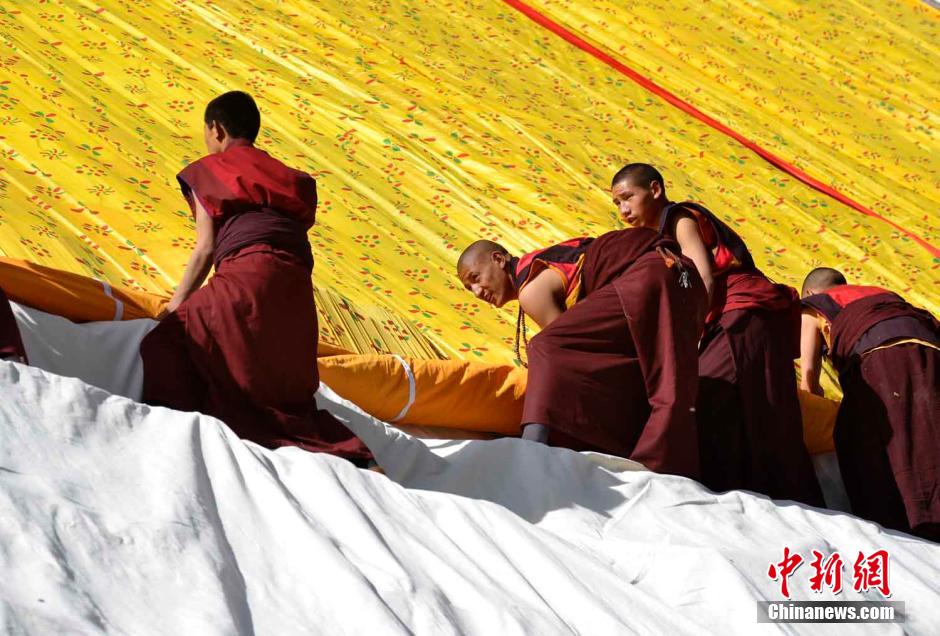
768 547 804 599
768 548 892 599
853 550 891 598
809 550 844 594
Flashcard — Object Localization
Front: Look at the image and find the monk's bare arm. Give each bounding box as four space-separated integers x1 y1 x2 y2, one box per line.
518 270 566 329
165 197 215 315
672 215 715 303
799 310 825 396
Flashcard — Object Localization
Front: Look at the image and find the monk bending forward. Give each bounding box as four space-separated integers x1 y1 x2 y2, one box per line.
140 91 372 464
458 228 707 479
611 163 823 507
801 268 939 540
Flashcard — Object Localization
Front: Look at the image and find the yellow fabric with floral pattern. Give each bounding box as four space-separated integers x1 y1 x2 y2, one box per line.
0 1 935 390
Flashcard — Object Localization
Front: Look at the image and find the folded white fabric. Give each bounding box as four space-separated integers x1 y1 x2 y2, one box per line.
2 360 939 635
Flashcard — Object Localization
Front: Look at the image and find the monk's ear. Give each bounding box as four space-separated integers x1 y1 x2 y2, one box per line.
212 121 228 143
650 180 664 199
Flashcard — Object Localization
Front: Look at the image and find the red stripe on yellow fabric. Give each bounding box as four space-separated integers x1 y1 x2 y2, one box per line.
502 0 939 259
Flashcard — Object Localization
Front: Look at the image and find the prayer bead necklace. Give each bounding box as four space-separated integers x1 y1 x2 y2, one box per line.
513 307 529 368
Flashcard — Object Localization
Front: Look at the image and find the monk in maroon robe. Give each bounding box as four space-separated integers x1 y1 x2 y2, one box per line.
140 91 372 464
801 267 939 540
1 285 27 364
457 228 707 478
611 163 823 506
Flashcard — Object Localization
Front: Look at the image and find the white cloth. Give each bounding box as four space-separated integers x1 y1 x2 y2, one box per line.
10 303 854 510
2 362 939 635
11 302 155 399
3 305 938 634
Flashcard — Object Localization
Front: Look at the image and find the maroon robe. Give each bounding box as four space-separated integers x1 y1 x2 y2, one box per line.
140 142 372 463
660 201 822 506
1 285 27 363
696 306 822 505
804 286 940 540
522 228 707 478
802 286 939 374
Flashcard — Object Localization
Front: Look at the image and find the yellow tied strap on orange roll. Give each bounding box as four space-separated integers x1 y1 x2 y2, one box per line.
0 258 383 360
0 258 168 322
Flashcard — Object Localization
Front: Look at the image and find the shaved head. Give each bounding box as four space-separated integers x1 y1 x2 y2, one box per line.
611 163 665 193
457 239 509 273
610 163 669 229
456 239 516 307
802 267 847 297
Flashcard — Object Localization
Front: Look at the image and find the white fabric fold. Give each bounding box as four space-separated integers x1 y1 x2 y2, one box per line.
2 304 938 634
